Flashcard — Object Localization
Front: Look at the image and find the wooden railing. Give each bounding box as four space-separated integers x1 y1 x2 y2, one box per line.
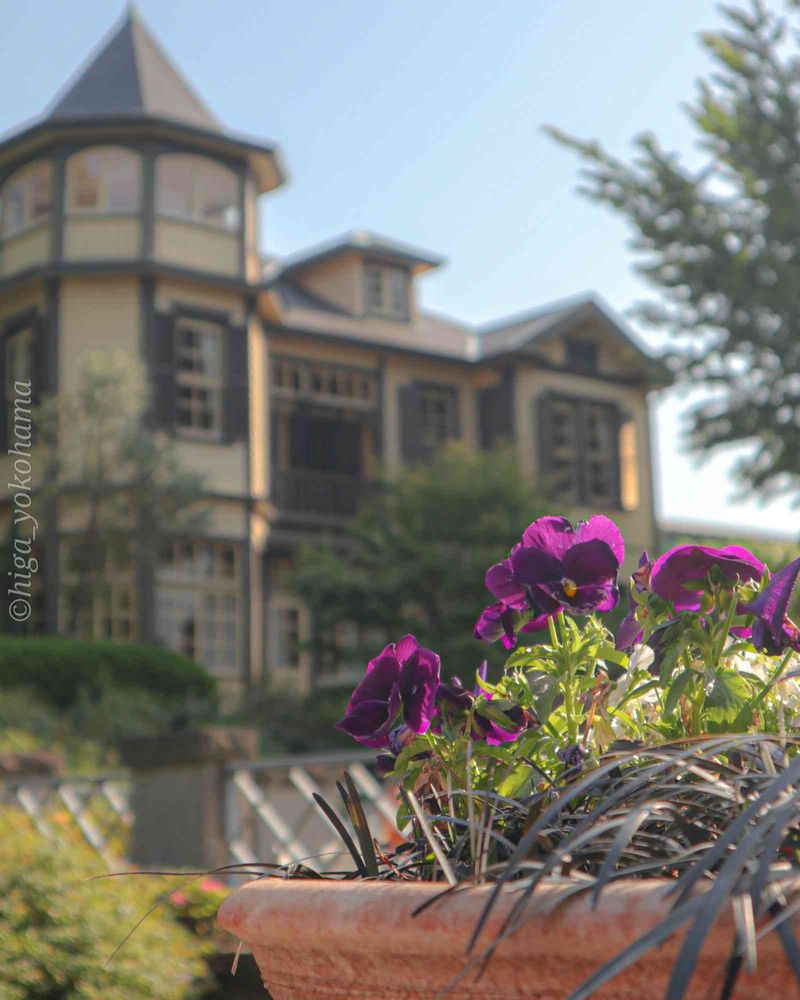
271 468 371 519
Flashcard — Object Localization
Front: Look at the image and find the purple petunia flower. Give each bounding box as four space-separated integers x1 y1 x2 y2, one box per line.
745 556 800 655
485 515 624 617
649 544 765 612
336 635 440 749
473 601 554 649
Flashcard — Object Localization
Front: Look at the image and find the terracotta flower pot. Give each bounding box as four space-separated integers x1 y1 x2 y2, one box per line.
217 878 799 999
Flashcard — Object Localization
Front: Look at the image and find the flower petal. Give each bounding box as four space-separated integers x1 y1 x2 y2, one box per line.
575 515 625 566
399 646 441 733
616 610 644 650
746 557 800 646
521 515 574 559
562 539 620 585
509 546 563 589
474 602 517 646
394 634 420 663
650 544 765 610
485 559 528 610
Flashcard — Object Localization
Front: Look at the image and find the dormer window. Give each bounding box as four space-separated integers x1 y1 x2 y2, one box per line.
364 263 410 320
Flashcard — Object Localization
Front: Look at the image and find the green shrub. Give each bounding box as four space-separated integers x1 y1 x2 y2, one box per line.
0 687 181 772
0 809 210 999
0 638 216 711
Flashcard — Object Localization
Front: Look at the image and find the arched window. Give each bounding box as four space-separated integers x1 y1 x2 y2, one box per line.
0 161 53 237
156 154 240 231
66 146 141 213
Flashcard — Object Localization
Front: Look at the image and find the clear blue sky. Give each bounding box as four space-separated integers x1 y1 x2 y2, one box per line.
3 0 798 539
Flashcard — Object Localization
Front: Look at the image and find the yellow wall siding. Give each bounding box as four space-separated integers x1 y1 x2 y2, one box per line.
59 276 141 391
154 219 239 276
156 278 245 325
63 217 140 259
294 253 363 314
172 439 249 497
1 225 50 276
514 365 657 569
267 332 379 369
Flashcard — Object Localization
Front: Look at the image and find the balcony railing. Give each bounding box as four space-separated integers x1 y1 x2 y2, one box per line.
272 468 371 519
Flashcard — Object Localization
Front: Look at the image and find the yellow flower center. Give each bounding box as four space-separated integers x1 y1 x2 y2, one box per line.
562 578 578 598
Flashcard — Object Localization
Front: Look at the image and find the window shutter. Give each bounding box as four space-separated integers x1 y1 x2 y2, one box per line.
224 325 249 442
449 388 461 440
152 313 176 430
535 394 554 475
399 384 421 463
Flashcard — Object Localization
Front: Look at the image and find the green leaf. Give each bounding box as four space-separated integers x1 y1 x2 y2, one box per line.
597 643 629 668
526 669 561 721
705 669 752 726
664 669 694 717
497 762 534 798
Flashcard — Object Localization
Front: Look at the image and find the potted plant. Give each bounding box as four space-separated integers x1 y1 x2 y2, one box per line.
218 514 800 998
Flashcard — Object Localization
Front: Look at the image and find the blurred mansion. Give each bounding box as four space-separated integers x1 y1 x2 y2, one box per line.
0 9 664 702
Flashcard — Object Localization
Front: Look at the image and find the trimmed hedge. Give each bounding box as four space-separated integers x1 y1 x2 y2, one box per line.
0 637 216 710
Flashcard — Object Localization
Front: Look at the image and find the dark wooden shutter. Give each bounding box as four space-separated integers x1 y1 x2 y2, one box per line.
399 384 421 463
449 387 461 440
224 325 249 442
152 313 176 430
535 394 554 476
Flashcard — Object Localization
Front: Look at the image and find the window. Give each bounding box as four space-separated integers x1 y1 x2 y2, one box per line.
0 161 52 237
418 384 459 451
271 356 376 406
60 538 136 641
268 597 309 672
565 336 599 371
175 318 223 437
5 326 33 433
539 395 623 507
67 146 141 213
364 264 410 319
156 154 240 231
157 540 241 675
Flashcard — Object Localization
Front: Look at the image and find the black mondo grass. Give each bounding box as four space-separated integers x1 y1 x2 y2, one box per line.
302 736 800 999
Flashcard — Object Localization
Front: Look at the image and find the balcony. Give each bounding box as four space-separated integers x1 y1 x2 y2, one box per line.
271 468 371 520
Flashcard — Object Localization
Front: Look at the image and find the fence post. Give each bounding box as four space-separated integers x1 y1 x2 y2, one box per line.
119 727 258 871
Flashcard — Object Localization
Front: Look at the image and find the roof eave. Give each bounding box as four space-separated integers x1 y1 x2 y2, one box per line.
0 114 287 192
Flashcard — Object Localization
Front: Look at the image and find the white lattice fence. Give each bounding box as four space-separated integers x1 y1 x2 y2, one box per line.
225 750 399 873
0 774 132 867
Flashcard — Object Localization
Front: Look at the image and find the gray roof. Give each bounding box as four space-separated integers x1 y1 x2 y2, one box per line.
478 294 651 360
46 6 219 130
280 230 446 276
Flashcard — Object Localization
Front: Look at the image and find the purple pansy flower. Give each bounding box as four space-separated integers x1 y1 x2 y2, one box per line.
473 601 554 649
435 662 531 745
745 556 800 655
649 544 764 612
486 515 624 617
336 635 440 748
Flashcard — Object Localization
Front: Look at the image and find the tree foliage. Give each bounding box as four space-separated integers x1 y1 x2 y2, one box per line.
290 444 548 679
548 0 800 499
35 352 207 635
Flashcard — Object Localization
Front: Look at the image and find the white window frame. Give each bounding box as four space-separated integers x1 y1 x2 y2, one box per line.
174 318 224 440
60 538 137 642
155 154 241 232
66 146 141 215
1 161 53 238
364 263 410 320
267 595 310 674
157 540 242 676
